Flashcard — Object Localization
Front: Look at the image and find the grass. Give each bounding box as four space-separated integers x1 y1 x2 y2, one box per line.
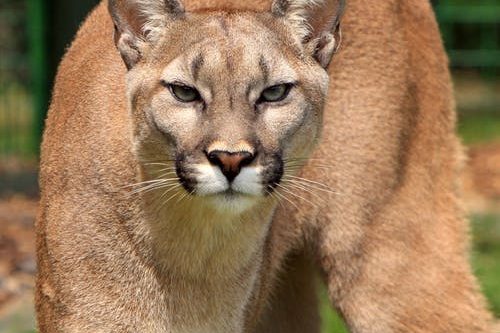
472 214 500 316
321 291 349 333
458 110 500 145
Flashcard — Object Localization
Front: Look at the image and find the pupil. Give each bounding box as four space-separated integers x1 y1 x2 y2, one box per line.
265 85 285 100
173 85 197 101
181 88 192 97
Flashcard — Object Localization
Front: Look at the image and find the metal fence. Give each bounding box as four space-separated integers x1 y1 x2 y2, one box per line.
0 1 35 158
435 1 500 69
0 0 499 160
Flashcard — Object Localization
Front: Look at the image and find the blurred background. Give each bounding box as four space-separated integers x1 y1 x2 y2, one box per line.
0 0 498 332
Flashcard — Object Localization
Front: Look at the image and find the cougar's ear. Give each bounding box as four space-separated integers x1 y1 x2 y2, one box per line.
271 0 345 68
108 0 185 69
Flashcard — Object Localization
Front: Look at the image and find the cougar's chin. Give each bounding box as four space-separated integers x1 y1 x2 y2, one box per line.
206 191 261 214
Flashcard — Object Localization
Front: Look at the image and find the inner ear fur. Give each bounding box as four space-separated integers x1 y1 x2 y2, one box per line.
108 0 185 69
271 0 345 68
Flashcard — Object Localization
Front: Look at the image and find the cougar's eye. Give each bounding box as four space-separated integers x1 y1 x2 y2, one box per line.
167 83 201 103
258 84 293 103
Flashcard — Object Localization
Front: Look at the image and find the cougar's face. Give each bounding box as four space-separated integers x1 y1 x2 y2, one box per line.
129 12 329 213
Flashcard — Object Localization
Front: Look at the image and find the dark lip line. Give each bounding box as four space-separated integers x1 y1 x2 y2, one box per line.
198 188 256 198
175 153 283 197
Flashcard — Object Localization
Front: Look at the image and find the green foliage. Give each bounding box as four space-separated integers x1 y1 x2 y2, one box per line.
471 214 500 316
320 288 348 333
0 83 35 157
458 111 500 145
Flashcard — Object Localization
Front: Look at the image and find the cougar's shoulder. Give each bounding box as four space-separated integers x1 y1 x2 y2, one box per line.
41 2 133 195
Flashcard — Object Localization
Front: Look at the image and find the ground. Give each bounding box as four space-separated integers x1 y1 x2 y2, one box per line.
0 144 499 333
0 197 37 333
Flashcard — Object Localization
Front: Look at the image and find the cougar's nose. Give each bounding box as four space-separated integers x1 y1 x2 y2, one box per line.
206 150 256 182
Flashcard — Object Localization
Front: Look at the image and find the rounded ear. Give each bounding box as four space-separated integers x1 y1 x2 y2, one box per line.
271 0 345 68
108 0 185 69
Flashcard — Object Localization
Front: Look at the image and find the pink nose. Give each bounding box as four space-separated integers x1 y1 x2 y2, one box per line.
206 150 255 182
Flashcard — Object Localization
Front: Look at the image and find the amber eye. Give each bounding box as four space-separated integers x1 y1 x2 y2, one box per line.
258 84 293 103
167 84 201 103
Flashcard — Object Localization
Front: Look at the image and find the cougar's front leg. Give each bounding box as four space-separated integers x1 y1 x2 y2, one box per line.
252 251 321 333
316 214 493 333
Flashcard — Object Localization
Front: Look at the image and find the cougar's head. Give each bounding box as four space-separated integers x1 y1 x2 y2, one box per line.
110 0 343 213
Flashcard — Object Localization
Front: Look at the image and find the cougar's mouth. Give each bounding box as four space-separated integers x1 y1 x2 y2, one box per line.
175 160 283 196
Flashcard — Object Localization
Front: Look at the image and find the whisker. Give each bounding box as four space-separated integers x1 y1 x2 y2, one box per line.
275 183 317 208
186 189 196 202
283 167 334 174
143 162 175 167
281 179 338 197
156 185 184 211
283 175 337 192
161 189 184 207
282 180 329 204
153 166 177 170
284 163 334 170
131 184 172 195
124 177 179 189
175 191 190 204
141 158 176 163
158 184 182 201
130 179 180 195
149 170 178 176
272 188 301 211
124 180 163 190
283 158 332 162
265 189 286 210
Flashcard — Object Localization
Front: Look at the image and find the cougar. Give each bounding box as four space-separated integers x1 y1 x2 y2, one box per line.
36 0 494 332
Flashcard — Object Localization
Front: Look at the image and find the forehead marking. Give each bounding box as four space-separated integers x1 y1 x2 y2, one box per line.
215 15 237 109
259 55 270 85
191 53 205 82
181 15 298 108
215 15 236 72
217 15 230 34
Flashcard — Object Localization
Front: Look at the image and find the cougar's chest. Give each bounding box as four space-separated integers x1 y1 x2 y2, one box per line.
139 199 273 332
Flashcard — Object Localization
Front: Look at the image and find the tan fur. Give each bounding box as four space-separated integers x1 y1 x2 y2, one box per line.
36 0 494 332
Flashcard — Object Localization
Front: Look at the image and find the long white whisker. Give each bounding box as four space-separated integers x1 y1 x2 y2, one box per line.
282 180 329 204
281 178 339 196
162 190 183 206
156 185 184 212
275 183 317 208
151 169 177 174
284 175 336 191
272 188 301 211
130 180 180 195
143 162 174 167
175 191 190 204
158 184 182 201
125 177 179 188
265 189 285 210
127 178 179 189
284 163 333 169
283 158 332 162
